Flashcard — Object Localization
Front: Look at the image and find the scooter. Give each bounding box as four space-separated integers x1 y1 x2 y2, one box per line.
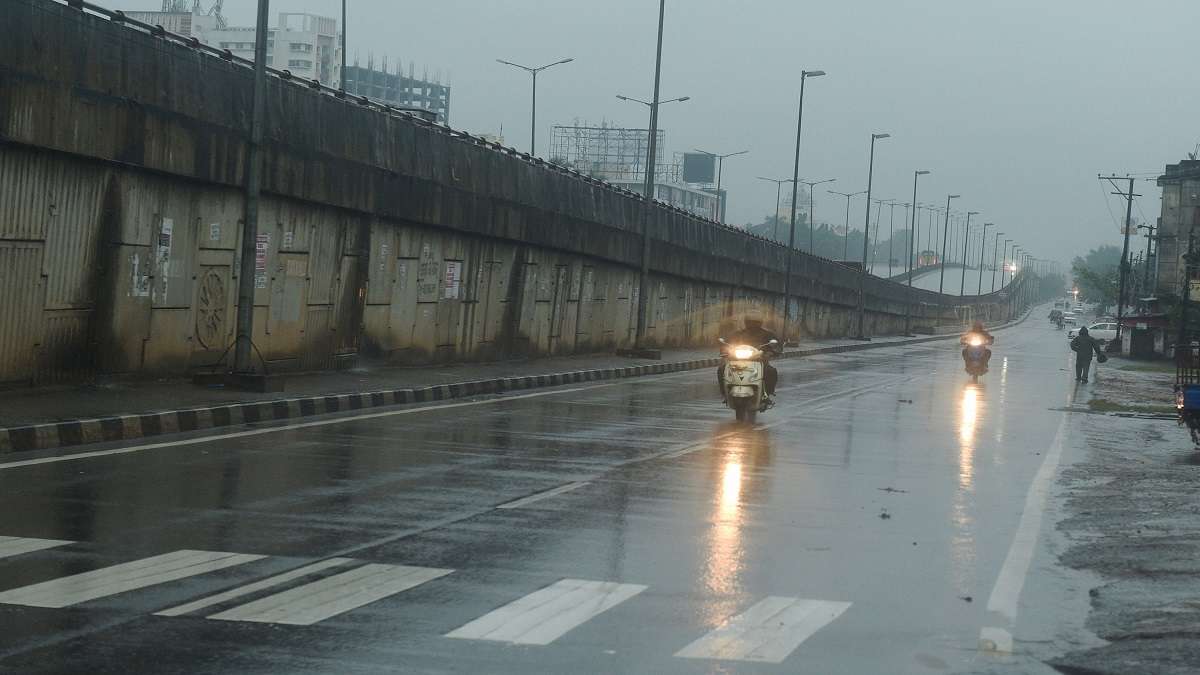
960 332 994 383
719 338 779 423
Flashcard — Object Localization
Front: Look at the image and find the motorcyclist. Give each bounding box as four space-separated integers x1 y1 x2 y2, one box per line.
719 312 782 402
961 320 995 367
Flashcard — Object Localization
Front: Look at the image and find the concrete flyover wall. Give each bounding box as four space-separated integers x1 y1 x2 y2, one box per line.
0 0 1023 383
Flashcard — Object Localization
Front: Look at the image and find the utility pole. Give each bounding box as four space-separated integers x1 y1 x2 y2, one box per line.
1138 221 1157 297
234 0 272 376
1099 175 1141 345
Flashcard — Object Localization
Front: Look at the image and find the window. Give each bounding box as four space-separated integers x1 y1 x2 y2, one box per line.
290 43 312 53
288 59 313 69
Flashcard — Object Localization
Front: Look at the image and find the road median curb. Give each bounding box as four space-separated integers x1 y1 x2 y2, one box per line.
0 312 1033 456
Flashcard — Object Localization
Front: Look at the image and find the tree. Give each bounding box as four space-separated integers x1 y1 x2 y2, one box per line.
1071 245 1121 312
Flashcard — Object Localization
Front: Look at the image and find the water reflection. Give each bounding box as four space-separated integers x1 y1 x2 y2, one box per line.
701 427 772 623
951 384 982 592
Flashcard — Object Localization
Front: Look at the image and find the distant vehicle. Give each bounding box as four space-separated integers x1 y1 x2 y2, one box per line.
1062 312 1078 326
1069 322 1118 344
1054 301 1066 309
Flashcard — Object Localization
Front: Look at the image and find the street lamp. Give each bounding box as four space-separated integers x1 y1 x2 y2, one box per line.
497 57 574 156
631 0 667 351
937 194 961 295
783 69 826 344
904 170 931 336
756 176 795 242
829 189 867 261
798 178 836 253
959 211 979 296
697 149 749 223
976 222 993 296
856 133 890 339
991 230 1004 292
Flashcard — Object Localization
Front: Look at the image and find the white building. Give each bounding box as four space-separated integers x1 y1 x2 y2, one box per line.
606 179 720 221
125 8 219 42
209 13 341 88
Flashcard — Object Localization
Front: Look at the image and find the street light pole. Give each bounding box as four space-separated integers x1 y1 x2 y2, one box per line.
234 0 272 375
991 231 1004 292
959 211 978 296
977 222 992 296
856 133 890 339
886 200 898 275
784 69 825 343
829 190 866 261
496 57 574 156
698 149 749 223
756 177 794 243
798 178 835 253
904 170 931 336
937 194 960 295
634 0 666 350
340 0 346 90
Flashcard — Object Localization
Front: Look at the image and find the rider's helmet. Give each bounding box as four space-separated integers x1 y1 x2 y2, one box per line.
744 308 765 331
972 320 986 333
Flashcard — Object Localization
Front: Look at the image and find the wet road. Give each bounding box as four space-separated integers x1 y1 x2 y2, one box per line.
0 316 1085 674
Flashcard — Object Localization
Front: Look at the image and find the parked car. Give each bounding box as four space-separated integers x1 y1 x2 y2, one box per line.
1062 312 1078 326
1068 321 1118 344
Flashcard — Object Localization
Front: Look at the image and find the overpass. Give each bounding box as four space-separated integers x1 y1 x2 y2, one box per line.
0 0 1035 384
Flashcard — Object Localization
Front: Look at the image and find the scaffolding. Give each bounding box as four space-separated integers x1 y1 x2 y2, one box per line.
548 123 665 182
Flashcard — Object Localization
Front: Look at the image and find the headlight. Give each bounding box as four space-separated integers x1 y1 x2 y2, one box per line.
968 336 983 346
732 346 757 360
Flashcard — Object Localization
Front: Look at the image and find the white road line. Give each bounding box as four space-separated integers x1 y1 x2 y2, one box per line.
207 563 452 625
496 482 591 509
0 536 72 559
0 550 265 608
0 383 627 472
675 596 852 663
446 578 646 645
979 414 1068 653
154 557 355 617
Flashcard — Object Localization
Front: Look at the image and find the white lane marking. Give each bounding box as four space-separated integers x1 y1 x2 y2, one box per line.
207 563 452 625
496 481 591 509
675 596 852 663
0 550 265 608
446 578 646 645
154 557 355 617
979 414 1068 653
0 536 72 559
0 383 628 472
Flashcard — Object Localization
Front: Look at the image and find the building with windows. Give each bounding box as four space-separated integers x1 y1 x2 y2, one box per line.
124 7 220 42
1155 159 1200 298
208 13 341 88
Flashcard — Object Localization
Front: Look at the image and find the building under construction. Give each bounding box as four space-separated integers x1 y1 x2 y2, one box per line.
342 57 451 124
548 123 717 220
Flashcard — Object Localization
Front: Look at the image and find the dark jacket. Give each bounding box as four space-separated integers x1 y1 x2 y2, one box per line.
1071 334 1103 360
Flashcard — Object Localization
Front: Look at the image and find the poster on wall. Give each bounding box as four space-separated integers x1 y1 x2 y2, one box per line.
444 260 463 300
255 233 271 289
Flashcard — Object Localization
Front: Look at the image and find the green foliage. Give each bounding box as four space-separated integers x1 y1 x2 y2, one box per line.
1071 245 1121 311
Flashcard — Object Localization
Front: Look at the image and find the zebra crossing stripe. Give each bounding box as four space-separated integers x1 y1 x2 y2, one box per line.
0 550 265 608
674 596 851 663
207 563 452 625
0 536 71 560
446 578 647 645
155 557 356 617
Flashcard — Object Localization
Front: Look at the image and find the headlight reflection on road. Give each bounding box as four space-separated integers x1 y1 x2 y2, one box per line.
952 385 981 591
720 460 743 520
703 436 749 610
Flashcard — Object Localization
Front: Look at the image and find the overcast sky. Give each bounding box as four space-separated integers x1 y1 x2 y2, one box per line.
115 0 1199 265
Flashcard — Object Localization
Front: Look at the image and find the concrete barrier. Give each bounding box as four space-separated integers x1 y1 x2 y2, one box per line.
0 0 1027 384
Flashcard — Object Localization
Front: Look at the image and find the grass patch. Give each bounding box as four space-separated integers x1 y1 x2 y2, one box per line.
1088 397 1176 416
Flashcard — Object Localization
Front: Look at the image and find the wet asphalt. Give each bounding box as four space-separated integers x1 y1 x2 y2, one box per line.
0 317 1089 674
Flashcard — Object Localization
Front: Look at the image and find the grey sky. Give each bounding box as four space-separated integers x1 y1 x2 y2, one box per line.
114 0 1199 266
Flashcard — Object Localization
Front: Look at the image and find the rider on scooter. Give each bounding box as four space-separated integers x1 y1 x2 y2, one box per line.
719 311 782 402
961 320 995 367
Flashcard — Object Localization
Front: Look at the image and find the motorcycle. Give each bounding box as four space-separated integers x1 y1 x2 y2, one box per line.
960 332 994 383
719 338 779 422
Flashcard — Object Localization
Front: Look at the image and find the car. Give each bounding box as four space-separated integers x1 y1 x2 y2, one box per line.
1062 312 1078 326
1068 321 1119 344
